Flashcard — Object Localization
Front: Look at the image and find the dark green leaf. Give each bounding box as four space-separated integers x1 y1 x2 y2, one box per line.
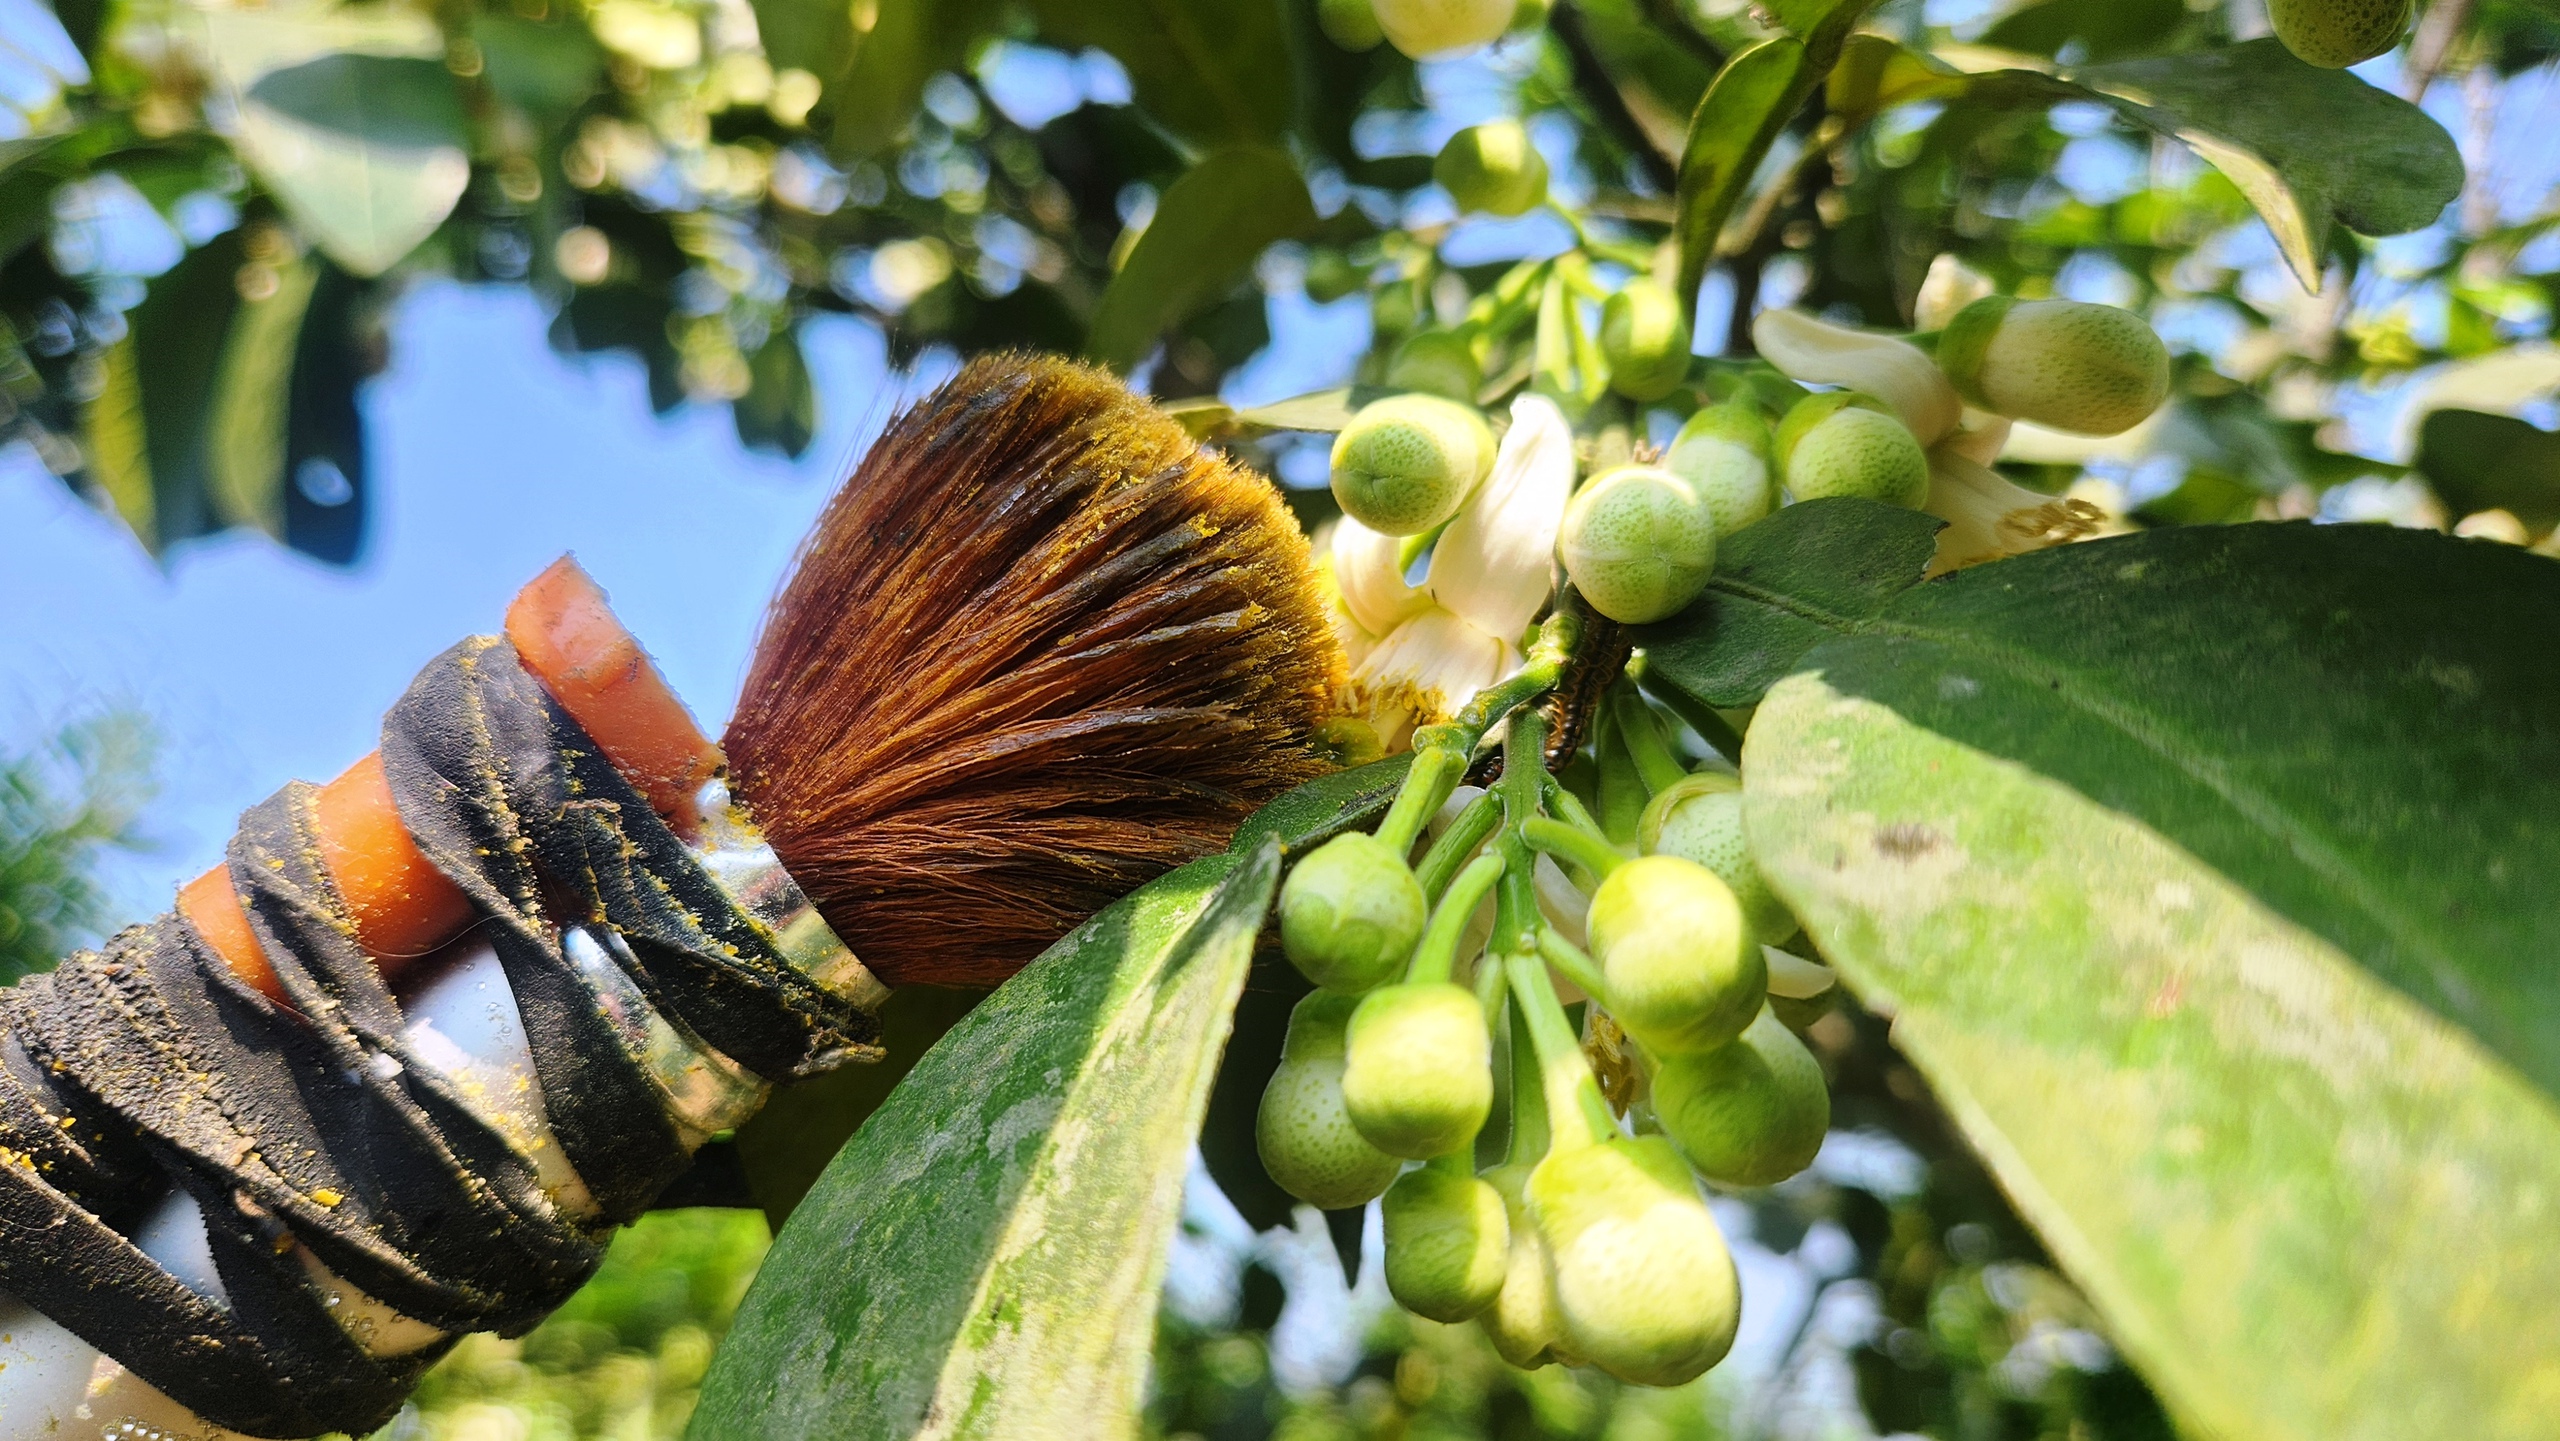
830 0 1002 160
471 15 605 113
1227 753 1410 856
1672 38 1812 310
1085 145 1314 371
2415 408 2560 527
748 0 847 76
1630 497 1941 709
247 54 465 146
1744 526 2560 1438
1978 0 2188 63
692 843 1280 1438
1029 0 1293 148
734 328 817 458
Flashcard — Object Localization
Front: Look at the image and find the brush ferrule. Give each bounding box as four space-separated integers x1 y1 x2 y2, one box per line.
692 777 889 1012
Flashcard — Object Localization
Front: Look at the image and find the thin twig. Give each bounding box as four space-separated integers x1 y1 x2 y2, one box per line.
2403 0 2476 102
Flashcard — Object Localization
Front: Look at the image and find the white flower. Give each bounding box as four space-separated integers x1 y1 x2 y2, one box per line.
1753 309 1962 447
1921 449 2105 577
1340 394 1574 744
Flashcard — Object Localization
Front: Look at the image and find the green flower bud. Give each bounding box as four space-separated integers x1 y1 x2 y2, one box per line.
1386 329 1483 402
1600 283 1692 401
1280 832 1428 993
1478 1162 1571 1367
1317 0 1386 51
1330 394 1497 536
1586 854 1765 1055
1558 464 1717 625
1377 0 1515 60
1434 120 1549 217
1652 1005 1829 1187
1342 982 1493 1158
1383 1165 1510 1321
1936 296 2170 437
1258 993 1406 1209
1528 1137 1740 1386
2268 0 2410 68
1663 400 1775 539
1639 774 1795 945
1774 392 1930 510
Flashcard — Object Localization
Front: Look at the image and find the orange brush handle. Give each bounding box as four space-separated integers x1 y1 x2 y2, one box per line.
177 557 718 1001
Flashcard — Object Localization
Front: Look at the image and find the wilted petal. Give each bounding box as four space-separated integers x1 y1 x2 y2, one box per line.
1922 449 2104 576
1753 308 1963 446
1331 515 1431 637
1428 393 1572 643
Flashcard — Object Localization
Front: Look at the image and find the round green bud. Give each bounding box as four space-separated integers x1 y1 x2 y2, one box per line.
1259 993 1404 1208
1342 981 1493 1158
1528 1136 1739 1386
1774 392 1930 510
1558 464 1717 625
1600 283 1692 402
1376 0 1515 60
1330 394 1497 536
1434 120 1548 217
1653 1005 1830 1187
1639 774 1795 945
1317 0 1387 51
2268 0 2410 68
1383 1166 1510 1321
1587 854 1765 1056
1386 329 1482 402
1478 1162 1571 1368
1664 399 1775 539
1280 832 1428 993
1937 296 2170 437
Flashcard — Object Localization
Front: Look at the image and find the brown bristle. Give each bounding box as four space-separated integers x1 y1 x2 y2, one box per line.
723 354 1343 987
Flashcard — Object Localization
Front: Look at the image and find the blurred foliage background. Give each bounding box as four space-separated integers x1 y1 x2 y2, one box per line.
6 0 2558 1433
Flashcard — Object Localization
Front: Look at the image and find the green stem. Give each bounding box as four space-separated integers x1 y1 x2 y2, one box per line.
1427 1146 1475 1179
1492 709 1550 956
1414 787 1501 903
1537 774 1608 891
1630 657 1747 767
1610 681 1687 795
1504 995 1549 1167
1536 927 1608 1002
1375 745 1459 856
1473 946 1509 1033
1522 816 1623 882
1411 851 1505 985
1383 614 1584 858
1504 950 1615 1153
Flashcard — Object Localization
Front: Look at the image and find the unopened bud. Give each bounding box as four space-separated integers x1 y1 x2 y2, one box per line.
1435 120 1549 216
2268 0 2410 68
1478 1162 1572 1367
1587 855 1765 1055
1281 831 1427 993
1376 0 1516 59
1752 308 1960 445
1383 1165 1510 1321
1342 982 1494 1157
1663 399 1775 539
1558 464 1717 624
1936 296 2170 437
1600 282 1692 401
1386 329 1483 402
1774 392 1930 510
1639 774 1794 944
1258 993 1405 1208
1528 1137 1740 1386
1652 1005 1829 1187
1331 394 1498 536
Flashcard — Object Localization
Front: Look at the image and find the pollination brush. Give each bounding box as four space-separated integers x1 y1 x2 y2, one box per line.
0 353 1341 1441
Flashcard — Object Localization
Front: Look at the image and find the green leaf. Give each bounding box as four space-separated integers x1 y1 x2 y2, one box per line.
1027 0 1293 149
471 14 605 113
1832 38 2463 290
1742 522 2560 1439
1630 497 1941 710
734 328 818 458
692 843 1280 1439
1228 753 1410 854
1085 145 1314 371
206 253 322 538
1977 0 2188 63
2414 408 2560 528
196 6 469 277
829 0 1001 159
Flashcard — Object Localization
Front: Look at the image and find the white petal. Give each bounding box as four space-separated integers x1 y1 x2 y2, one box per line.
1922 449 2104 575
1936 411 2012 466
1331 515 1430 637
1753 308 1962 446
1427 393 1572 643
1351 606 1509 722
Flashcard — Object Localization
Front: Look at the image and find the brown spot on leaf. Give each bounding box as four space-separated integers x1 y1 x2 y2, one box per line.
1875 822 1941 860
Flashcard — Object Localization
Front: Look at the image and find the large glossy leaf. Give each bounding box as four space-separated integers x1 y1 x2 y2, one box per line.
692 842 1279 1438
1028 0 1292 149
1085 145 1314 371
1830 38 2462 289
198 7 469 277
2414 408 2560 528
1740 521 2560 1439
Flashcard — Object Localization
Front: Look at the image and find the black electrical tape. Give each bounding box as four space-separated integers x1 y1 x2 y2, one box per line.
0 635 878 1438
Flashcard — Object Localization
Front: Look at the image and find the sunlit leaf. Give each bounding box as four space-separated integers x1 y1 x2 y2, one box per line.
206 252 320 538
1085 145 1314 371
1028 0 1292 148
1743 522 2560 1438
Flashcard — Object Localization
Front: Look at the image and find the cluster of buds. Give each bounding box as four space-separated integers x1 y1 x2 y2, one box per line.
1256 661 1834 1385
